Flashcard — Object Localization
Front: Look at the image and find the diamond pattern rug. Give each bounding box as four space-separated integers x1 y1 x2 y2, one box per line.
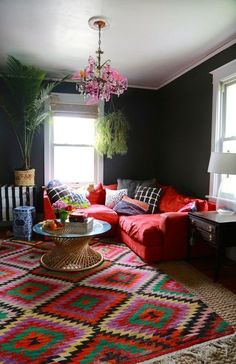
0 238 234 363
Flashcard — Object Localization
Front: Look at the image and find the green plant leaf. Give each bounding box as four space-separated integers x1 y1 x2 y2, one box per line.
95 111 129 158
0 56 68 170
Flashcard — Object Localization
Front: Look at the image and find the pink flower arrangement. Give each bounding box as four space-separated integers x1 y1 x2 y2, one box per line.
52 199 78 223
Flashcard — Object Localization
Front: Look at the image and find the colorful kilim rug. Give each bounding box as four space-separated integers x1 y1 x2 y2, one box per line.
0 238 235 364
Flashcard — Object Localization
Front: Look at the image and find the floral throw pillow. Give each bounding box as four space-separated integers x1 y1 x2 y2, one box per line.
47 185 90 207
70 192 90 207
105 189 128 209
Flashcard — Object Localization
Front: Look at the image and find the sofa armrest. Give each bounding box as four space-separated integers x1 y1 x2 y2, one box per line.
207 201 216 211
158 212 188 230
43 189 56 220
158 212 189 260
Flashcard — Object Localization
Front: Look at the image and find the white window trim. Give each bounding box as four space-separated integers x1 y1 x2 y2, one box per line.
209 59 236 199
97 99 104 183
44 93 104 186
44 117 53 184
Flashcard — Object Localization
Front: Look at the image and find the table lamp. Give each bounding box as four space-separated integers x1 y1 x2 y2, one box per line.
208 152 236 215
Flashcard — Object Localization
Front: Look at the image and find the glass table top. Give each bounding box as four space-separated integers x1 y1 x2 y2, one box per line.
33 219 111 238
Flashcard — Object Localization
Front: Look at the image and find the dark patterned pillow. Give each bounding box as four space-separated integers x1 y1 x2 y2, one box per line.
117 178 156 198
47 185 73 204
134 186 162 214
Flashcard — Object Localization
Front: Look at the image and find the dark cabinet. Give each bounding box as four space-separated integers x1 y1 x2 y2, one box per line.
188 211 236 281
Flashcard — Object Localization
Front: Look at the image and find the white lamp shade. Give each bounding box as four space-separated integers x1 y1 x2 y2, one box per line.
208 152 236 175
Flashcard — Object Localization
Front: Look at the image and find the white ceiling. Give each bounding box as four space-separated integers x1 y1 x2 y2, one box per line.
0 0 235 89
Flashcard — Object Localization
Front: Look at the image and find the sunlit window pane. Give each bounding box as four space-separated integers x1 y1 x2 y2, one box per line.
220 81 236 203
54 146 94 183
219 175 236 200
225 83 236 138
53 116 95 144
211 65 236 202
222 140 236 153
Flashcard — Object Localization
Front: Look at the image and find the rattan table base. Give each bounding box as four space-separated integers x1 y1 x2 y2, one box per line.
40 236 103 271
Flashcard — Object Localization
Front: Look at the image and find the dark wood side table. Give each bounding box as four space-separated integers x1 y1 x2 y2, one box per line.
188 211 236 282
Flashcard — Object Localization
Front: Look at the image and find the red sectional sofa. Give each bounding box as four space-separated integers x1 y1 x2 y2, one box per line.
43 184 215 263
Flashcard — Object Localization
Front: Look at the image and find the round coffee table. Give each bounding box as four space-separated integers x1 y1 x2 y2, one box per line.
33 219 111 272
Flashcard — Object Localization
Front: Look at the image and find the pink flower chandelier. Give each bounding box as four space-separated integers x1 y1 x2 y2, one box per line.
71 17 128 104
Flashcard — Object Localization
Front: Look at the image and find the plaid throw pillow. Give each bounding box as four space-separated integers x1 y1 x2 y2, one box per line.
47 185 72 204
134 186 162 214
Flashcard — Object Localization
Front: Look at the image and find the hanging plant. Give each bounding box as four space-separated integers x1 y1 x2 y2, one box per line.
95 110 129 158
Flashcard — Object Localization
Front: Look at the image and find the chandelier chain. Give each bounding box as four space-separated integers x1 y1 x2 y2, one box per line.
96 23 103 74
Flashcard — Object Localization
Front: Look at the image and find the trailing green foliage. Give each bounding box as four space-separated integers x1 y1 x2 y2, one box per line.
95 111 129 158
0 56 65 170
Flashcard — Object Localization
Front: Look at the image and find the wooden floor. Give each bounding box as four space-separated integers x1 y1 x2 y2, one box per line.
1 227 236 294
189 255 236 294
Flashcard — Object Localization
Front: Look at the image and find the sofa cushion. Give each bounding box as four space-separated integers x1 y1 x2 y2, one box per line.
119 214 163 247
86 183 106 205
159 186 209 212
134 186 162 213
117 178 156 198
159 186 186 212
105 188 128 208
103 184 118 190
194 199 208 211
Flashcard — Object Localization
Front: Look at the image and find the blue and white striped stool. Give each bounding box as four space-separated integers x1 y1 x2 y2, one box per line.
13 206 36 241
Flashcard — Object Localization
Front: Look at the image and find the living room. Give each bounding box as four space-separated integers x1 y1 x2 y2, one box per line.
0 1 236 363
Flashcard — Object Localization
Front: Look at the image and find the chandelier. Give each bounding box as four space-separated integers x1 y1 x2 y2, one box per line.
71 16 128 104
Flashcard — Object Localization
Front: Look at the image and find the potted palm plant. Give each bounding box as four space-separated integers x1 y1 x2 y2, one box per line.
0 56 63 186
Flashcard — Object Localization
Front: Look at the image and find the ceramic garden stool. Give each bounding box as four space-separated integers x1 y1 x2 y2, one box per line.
13 206 36 241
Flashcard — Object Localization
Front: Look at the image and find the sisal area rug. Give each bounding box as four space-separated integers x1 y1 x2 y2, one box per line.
0 238 235 363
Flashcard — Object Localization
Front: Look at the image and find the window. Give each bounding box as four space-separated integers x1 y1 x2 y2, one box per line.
210 59 236 200
44 93 103 185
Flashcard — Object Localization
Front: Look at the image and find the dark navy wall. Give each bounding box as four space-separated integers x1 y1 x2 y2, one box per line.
104 88 158 184
104 43 236 198
151 44 236 198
